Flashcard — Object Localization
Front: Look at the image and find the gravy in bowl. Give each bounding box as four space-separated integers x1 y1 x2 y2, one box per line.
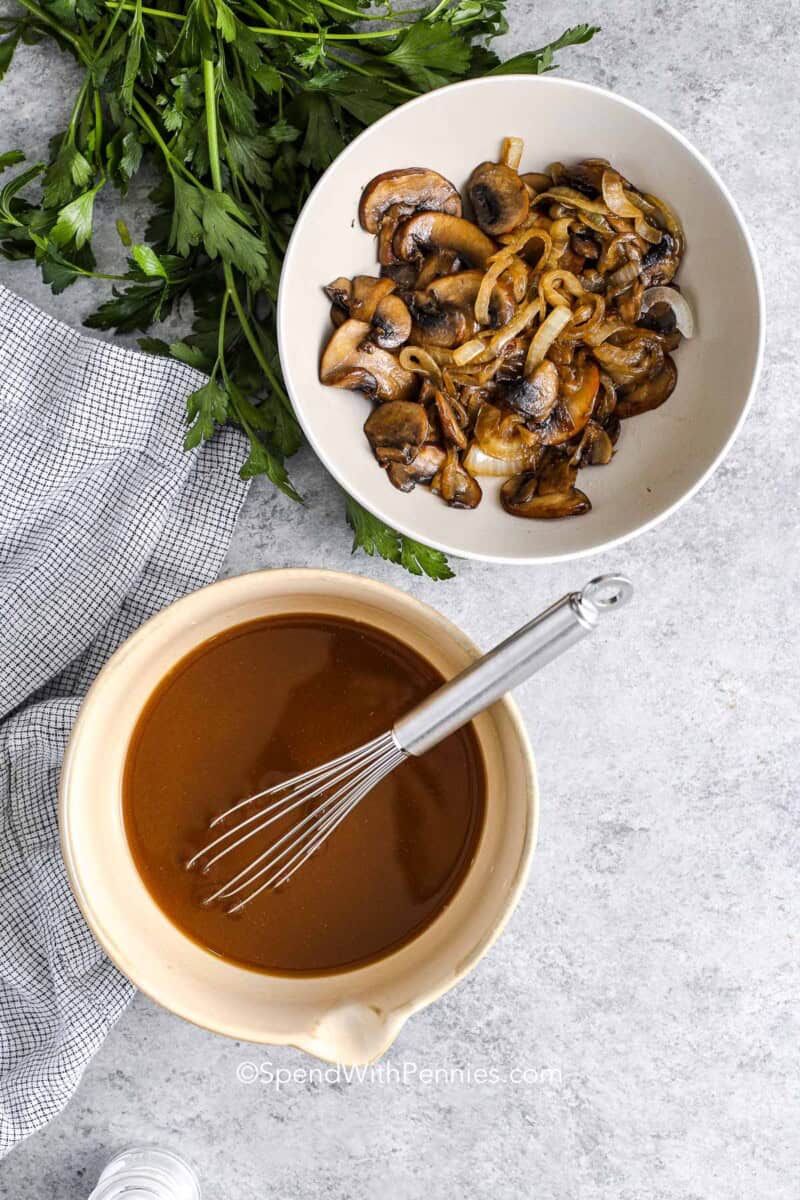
123 613 485 975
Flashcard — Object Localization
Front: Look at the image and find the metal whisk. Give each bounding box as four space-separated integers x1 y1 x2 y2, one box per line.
187 574 633 911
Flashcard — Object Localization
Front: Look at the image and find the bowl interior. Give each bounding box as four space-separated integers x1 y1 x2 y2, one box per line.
60 570 536 1061
278 76 762 563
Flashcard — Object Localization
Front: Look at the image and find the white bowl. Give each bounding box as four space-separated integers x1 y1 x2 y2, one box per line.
60 569 536 1063
278 75 764 565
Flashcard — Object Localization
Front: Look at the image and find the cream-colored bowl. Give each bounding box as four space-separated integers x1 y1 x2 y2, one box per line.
278 75 764 564
59 569 536 1063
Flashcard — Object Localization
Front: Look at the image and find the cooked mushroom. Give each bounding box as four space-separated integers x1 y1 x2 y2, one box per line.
475 402 541 462
432 389 467 449
386 444 446 492
408 296 471 348
502 359 560 423
551 159 608 198
376 205 410 266
415 249 459 290
427 269 516 326
536 454 579 494
572 421 614 466
320 319 417 402
370 294 412 350
570 228 600 260
359 168 462 234
322 143 688 521
538 362 599 445
394 213 496 269
364 400 428 464
349 275 396 322
379 261 418 291
467 161 530 236
324 276 352 312
639 232 679 287
616 356 677 418
500 468 591 519
521 171 552 196
431 448 482 509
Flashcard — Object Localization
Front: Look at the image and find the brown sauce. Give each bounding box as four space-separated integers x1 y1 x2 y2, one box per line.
123 613 485 975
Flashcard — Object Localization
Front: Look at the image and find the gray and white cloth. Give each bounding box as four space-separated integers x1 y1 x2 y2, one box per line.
0 283 250 1157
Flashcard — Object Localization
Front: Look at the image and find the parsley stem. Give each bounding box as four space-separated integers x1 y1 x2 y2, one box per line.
103 1 405 39
241 0 402 25
11 0 89 61
249 24 405 39
131 96 207 191
202 55 290 405
325 50 417 96
103 1 184 18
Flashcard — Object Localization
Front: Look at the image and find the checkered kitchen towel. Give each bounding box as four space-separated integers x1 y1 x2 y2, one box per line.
0 283 250 1157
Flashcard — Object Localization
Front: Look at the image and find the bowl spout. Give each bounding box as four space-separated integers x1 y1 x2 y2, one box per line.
299 1002 407 1065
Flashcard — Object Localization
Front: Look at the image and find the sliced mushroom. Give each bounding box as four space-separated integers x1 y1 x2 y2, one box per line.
572 421 614 465
639 232 679 287
432 389 467 449
570 228 600 260
431 447 482 509
409 297 471 348
359 168 462 234
394 213 496 269
500 469 591 519
370 294 412 350
349 275 396 322
502 360 560 423
376 205 409 266
467 161 530 236
364 400 428 464
521 171 552 196
604 414 621 445
538 362 599 445
380 260 418 292
637 298 677 335
427 269 516 327
320 319 417 402
616 356 677 418
324 276 352 311
415 249 459 291
536 454 579 495
386 444 446 492
475 402 541 462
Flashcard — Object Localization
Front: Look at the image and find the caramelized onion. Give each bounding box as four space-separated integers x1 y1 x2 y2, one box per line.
523 306 571 374
640 287 695 338
321 143 689 523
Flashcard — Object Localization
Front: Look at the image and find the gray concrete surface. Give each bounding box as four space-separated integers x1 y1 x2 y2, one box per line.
1 2 798 1197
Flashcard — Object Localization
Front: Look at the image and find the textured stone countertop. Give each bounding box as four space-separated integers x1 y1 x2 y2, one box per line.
1 2 797 1196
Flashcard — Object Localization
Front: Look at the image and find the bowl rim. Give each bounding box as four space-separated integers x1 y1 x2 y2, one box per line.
277 73 766 566
58 567 538 1049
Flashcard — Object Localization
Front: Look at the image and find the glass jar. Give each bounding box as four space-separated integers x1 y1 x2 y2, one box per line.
88 1147 200 1200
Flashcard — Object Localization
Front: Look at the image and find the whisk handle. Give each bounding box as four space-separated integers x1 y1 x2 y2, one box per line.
392 574 633 758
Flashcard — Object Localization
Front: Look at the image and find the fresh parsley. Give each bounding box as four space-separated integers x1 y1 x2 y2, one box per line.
0 0 597 580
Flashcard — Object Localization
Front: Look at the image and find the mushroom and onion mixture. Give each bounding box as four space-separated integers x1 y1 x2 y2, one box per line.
319 139 693 519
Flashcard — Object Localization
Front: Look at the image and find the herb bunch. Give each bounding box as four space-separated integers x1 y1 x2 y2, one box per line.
0 0 596 578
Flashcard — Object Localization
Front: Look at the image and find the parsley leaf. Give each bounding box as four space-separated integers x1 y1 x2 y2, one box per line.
0 149 25 174
131 242 168 278
50 186 101 250
384 22 471 90
169 173 204 257
0 0 596 580
185 378 230 448
200 189 269 282
43 139 94 208
487 24 599 75
345 495 455 581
